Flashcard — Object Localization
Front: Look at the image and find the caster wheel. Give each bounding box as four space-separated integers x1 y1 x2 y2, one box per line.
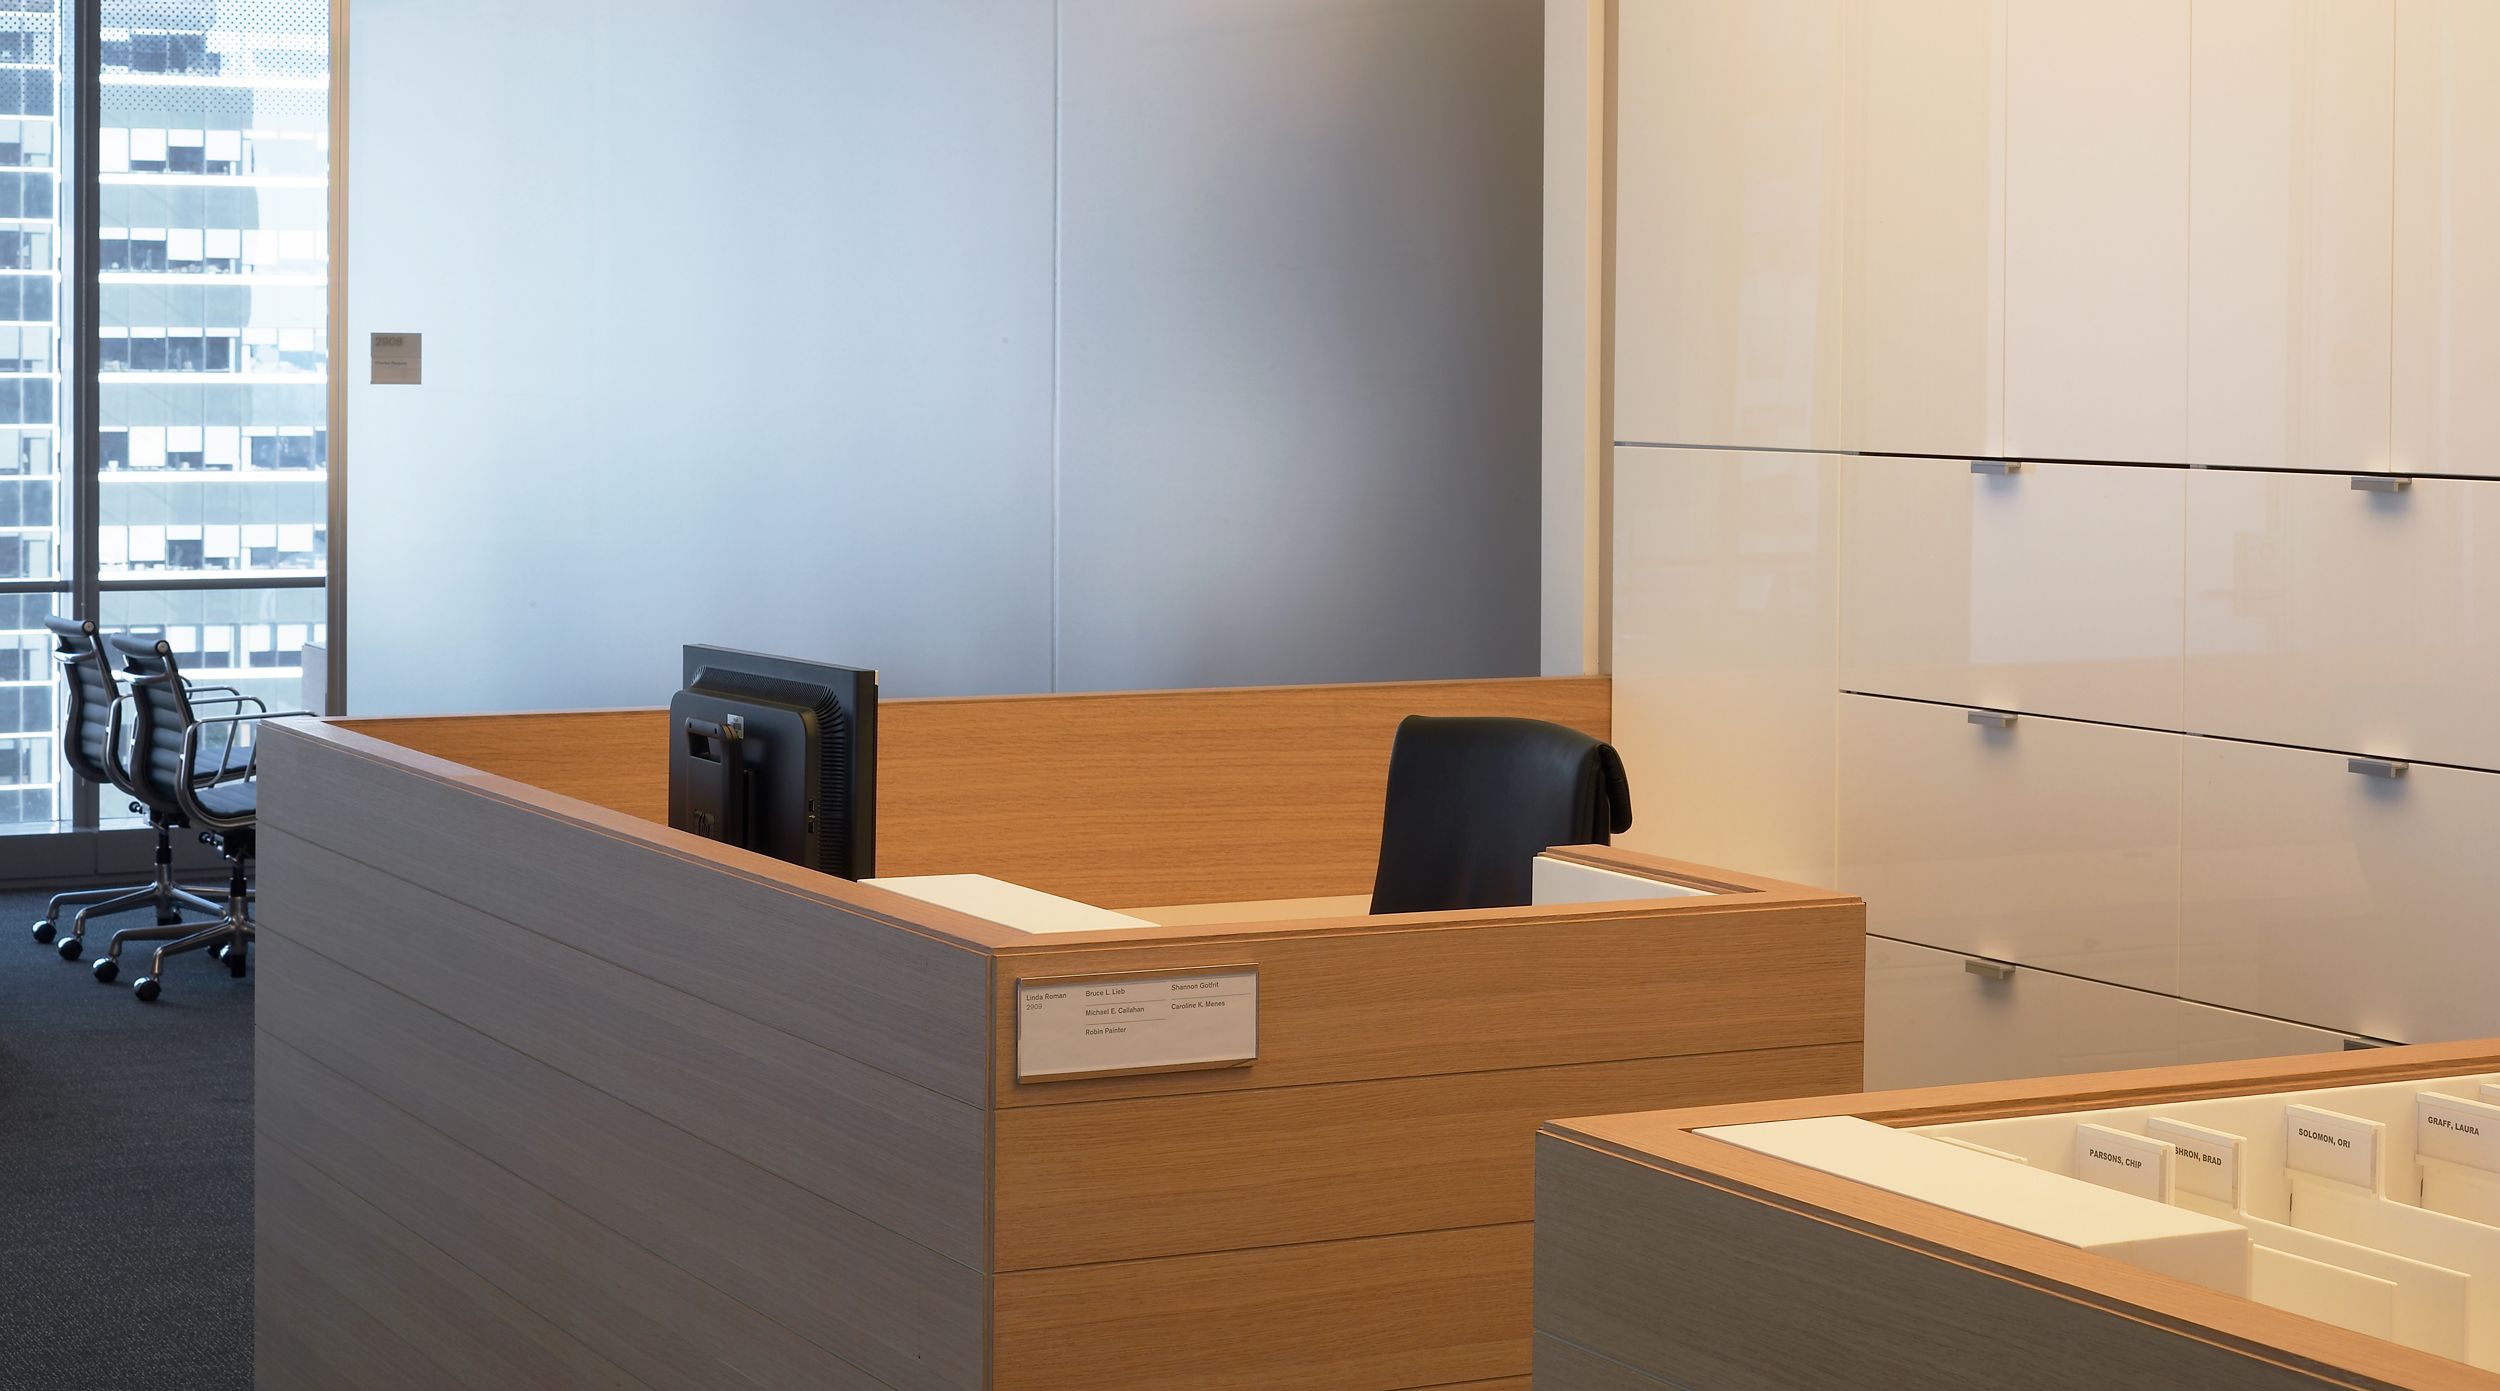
132 977 160 1003
30 919 52 945
212 942 232 964
56 936 82 961
91 957 117 984
156 912 181 927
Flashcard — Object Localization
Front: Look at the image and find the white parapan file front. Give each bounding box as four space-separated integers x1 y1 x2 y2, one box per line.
1705 1071 2500 1371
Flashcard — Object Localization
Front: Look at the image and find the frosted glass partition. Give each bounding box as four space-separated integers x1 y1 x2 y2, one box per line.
345 1 1060 713
344 0 1544 715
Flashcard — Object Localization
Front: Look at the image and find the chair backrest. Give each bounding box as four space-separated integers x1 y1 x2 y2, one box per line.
44 615 119 786
107 632 198 817
1367 715 1634 915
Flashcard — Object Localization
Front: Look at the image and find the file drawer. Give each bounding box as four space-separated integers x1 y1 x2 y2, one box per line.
1839 694 2181 993
1864 936 2177 1091
1840 454 2184 730
2186 468 2500 771
2183 737 2500 1045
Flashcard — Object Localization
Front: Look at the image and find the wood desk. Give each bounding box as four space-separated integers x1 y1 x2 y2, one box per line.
253 676 1866 1391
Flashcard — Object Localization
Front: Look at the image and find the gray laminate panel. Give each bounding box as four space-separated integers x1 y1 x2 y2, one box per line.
258 1135 654 1389
259 1032 897 1390
254 927 986 1391
257 728 990 1104
257 1235 457 1391
1534 1335 1691 1391
260 824 985 1265
1534 1134 2361 1391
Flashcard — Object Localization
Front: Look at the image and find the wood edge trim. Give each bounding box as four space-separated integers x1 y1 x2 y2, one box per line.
270 720 1027 952
1532 1131 2469 1391
1547 1040 2500 1145
981 891 1865 955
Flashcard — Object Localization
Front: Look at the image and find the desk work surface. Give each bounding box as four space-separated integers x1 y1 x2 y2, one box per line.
864 873 1159 935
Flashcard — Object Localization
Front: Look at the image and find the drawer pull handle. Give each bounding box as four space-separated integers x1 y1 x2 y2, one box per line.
2351 475 2411 493
1964 958 2016 982
1971 460 2022 475
2348 757 2409 779
1966 709 2017 729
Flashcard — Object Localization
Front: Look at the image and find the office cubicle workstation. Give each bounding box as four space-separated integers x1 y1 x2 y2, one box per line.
1537 1039 2500 1390
250 675 1867 1390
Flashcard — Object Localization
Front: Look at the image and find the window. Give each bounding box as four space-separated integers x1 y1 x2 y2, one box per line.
0 1 333 831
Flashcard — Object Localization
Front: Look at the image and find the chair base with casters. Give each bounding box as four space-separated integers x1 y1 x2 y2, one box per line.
34 817 230 962
121 828 252 1000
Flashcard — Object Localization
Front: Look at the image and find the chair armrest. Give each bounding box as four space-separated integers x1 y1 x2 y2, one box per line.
177 711 316 826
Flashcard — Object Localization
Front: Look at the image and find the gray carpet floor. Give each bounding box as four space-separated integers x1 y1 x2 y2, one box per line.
0 886 252 1391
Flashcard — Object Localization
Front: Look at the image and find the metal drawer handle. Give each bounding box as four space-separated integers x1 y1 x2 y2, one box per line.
2348 757 2409 779
1964 958 2015 982
1971 460 2022 475
1966 709 2017 729
2351 475 2411 493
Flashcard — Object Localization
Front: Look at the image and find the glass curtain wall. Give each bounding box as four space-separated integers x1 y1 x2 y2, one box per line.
0 0 328 832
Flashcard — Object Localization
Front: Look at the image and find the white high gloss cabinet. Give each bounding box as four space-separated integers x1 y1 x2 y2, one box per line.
2189 0 2394 475
1612 0 1845 450
2394 0 2500 479
2183 738 2500 1045
1866 936 2362 1092
1611 447 1839 888
1840 455 2184 730
1841 0 2003 459
2185 470 2500 771
1838 695 2181 994
2002 0 2191 464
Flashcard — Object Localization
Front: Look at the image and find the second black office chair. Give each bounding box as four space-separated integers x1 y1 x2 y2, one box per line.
1368 714 1634 915
101 633 305 1000
29 617 232 959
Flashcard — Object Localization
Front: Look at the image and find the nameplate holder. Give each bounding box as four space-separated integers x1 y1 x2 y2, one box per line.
2148 1116 2243 1209
2418 1092 2500 1173
2285 1104 2383 1194
2073 1124 2172 1203
1015 967 1258 1084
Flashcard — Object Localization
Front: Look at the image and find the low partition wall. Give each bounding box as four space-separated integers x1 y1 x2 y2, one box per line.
1537 1041 2500 1390
334 674 1612 907
256 679 1863 1391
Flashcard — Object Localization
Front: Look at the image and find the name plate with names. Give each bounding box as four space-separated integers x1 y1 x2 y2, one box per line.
2148 1116 2244 1208
2418 1092 2500 1173
2286 1104 2383 1193
2073 1123 2172 1202
1015 968 1257 1083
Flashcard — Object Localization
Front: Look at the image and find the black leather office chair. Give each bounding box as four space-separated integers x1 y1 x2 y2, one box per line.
29 617 233 959
1368 715 1634 915
103 633 308 1001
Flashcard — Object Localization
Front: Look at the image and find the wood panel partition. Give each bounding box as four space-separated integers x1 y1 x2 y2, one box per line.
336 674 1610 906
256 680 1862 1391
